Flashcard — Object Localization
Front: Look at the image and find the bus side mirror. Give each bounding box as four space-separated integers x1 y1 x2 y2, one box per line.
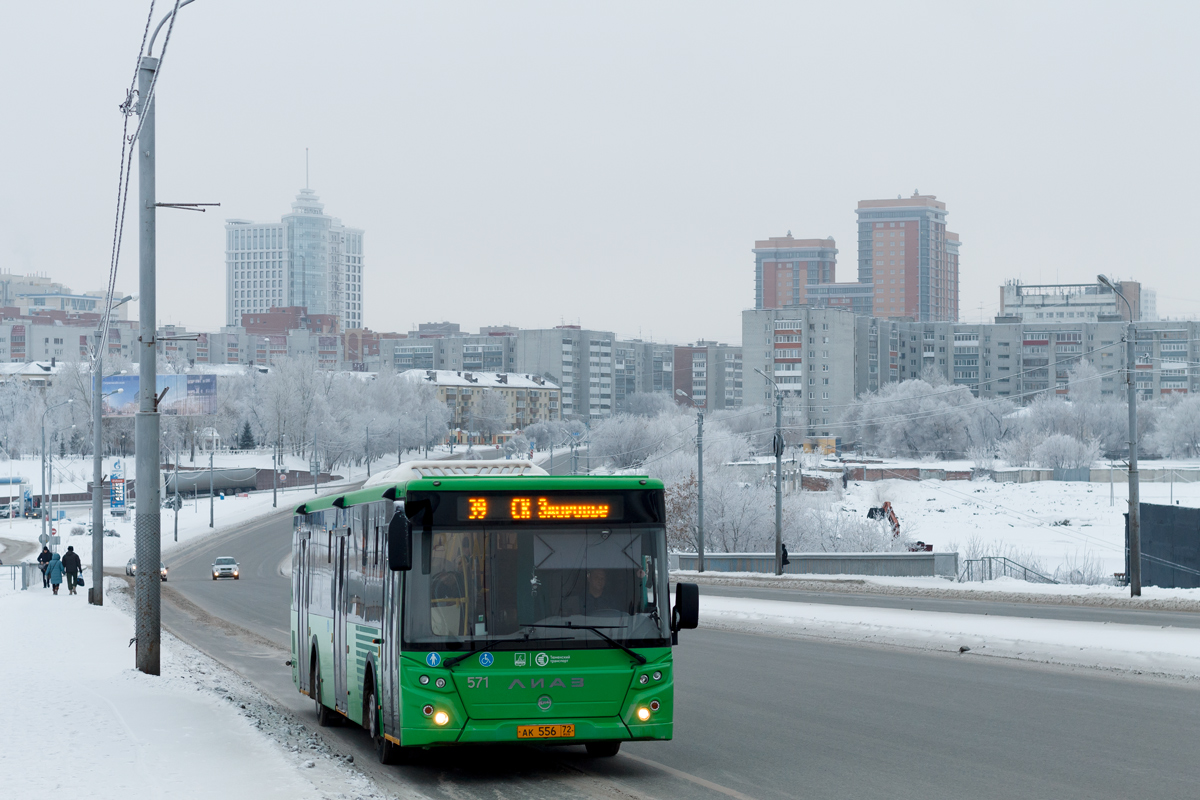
387 513 412 572
671 582 699 640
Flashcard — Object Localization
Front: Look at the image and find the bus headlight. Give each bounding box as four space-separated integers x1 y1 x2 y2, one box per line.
433 710 450 726
636 707 651 722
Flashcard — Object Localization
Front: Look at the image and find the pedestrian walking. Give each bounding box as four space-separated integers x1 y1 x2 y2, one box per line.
37 546 51 588
781 543 790 567
46 552 64 596
61 545 82 596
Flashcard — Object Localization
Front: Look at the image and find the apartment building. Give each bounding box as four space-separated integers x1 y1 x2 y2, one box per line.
672 342 742 411
753 235 838 310
999 280 1147 323
742 307 857 437
512 327 616 420
856 193 960 321
400 370 561 437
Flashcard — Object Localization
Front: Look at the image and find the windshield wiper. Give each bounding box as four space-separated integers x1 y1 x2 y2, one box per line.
520 622 648 665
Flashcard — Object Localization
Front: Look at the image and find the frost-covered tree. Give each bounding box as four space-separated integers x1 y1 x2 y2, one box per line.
1031 433 1099 469
474 390 510 439
1148 394 1200 457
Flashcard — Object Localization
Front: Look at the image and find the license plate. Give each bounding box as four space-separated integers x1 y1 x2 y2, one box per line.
516 724 575 739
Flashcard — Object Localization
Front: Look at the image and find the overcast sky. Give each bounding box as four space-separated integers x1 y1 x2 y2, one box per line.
3 1 1198 345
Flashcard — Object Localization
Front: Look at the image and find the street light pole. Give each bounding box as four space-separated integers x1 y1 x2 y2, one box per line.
1099 274 1141 596
209 451 214 528
134 53 163 676
755 369 785 575
677 389 705 572
41 400 72 547
91 296 131 606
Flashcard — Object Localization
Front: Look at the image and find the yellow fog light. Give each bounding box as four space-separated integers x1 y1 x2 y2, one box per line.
636 707 651 722
433 710 450 726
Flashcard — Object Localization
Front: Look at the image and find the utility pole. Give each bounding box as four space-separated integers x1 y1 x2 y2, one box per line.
173 447 179 541
365 422 371 478
134 54 162 676
313 436 319 495
696 410 705 573
1099 274 1140 596
90 330 103 604
774 388 783 576
272 438 277 508
755 368 785 575
424 414 429 459
208 451 214 528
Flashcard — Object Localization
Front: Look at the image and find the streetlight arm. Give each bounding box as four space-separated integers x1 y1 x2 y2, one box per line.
147 0 198 57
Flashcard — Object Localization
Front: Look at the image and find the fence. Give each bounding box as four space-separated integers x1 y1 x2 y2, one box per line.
961 556 1057 584
674 551 958 578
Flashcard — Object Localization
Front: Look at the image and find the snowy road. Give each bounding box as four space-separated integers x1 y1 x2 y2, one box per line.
154 512 1200 799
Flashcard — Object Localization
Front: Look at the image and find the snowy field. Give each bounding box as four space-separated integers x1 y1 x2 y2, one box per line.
0 577 384 800
836 473 1198 579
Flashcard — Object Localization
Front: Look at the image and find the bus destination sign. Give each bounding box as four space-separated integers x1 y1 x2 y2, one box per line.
456 495 625 522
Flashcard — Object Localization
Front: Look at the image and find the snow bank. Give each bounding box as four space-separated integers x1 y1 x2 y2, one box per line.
701 595 1200 680
0 578 383 799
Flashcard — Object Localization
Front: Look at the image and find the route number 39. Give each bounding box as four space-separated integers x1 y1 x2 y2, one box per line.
465 677 490 689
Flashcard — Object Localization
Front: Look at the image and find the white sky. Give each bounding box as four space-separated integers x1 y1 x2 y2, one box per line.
2 1 1198 344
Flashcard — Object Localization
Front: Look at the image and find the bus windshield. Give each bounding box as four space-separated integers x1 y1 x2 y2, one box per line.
403 526 670 650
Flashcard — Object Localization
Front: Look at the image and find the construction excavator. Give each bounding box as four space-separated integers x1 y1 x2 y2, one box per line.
867 501 901 537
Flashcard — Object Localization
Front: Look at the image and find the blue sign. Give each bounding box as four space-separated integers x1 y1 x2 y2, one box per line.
426 652 441 668
478 652 494 667
110 478 126 510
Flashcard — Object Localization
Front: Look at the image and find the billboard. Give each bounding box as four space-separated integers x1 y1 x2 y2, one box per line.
102 375 217 416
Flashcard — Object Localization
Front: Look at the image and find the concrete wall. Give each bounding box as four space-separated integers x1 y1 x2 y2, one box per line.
675 551 958 578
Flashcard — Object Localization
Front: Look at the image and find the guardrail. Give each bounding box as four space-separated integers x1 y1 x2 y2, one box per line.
674 551 958 578
0 563 36 592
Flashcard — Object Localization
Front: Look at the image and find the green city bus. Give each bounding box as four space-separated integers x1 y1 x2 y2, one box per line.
290 461 699 763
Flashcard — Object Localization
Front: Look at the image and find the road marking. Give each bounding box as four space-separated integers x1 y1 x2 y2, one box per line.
620 753 759 800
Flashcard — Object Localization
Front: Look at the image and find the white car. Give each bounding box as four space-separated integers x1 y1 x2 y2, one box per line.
212 556 240 580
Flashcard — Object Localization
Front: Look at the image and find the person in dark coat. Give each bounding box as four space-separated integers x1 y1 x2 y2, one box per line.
781 543 790 567
45 552 65 595
61 546 82 596
37 546 52 588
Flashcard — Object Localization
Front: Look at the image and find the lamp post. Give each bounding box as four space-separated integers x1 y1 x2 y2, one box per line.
41 399 73 545
90 295 132 606
677 389 705 573
1099 274 1141 596
755 368 785 575
365 418 375 478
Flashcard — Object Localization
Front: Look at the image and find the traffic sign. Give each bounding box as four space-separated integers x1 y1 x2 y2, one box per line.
38 533 49 545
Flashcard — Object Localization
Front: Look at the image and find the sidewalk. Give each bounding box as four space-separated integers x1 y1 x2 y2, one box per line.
0 577 382 800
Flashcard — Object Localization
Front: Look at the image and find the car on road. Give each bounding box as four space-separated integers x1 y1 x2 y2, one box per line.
211 556 240 580
126 558 168 581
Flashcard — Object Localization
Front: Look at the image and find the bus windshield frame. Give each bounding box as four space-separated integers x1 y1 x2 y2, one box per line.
401 520 671 652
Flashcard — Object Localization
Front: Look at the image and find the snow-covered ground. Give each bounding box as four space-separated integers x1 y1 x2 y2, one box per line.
837 474 1199 578
700 594 1200 681
0 577 384 799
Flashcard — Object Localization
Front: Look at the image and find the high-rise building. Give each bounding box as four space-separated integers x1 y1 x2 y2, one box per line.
856 193 959 321
753 234 837 309
512 326 615 420
225 188 364 331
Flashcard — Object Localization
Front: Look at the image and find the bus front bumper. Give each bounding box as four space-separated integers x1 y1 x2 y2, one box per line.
402 717 673 747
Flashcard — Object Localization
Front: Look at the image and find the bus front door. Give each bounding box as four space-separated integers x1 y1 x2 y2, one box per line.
297 537 311 694
334 534 348 714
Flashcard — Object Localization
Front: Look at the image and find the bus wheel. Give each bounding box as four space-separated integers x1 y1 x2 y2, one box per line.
366 687 397 764
585 741 621 758
313 658 334 727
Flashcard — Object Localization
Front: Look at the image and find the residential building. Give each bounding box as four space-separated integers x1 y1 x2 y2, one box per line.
226 188 364 331
742 307 857 438
753 235 837 309
672 342 742 411
856 193 960 321
242 306 339 336
999 280 1146 323
513 327 615 420
804 282 874 316
612 340 675 411
400 370 561 440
